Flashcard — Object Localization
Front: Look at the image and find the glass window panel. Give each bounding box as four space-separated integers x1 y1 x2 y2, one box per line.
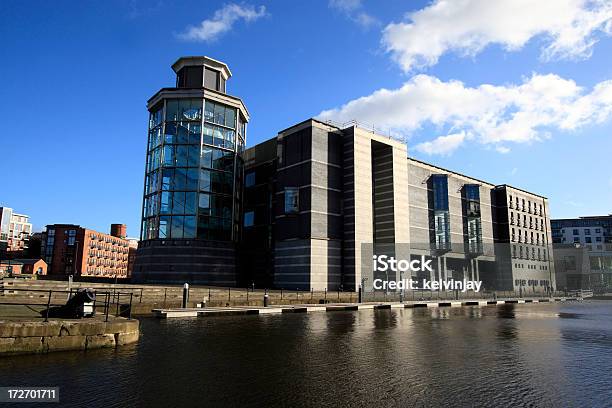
244 211 254 227
245 172 255 187
225 129 235 149
188 146 199 167
177 122 189 144
186 168 199 190
213 103 225 125
284 188 299 214
150 171 159 193
160 191 171 214
211 195 232 218
188 122 201 145
205 68 220 91
211 171 233 195
165 100 178 121
152 147 161 170
205 101 215 123
200 169 211 192
212 148 233 171
163 145 174 166
172 191 186 214
213 126 224 147
197 215 209 239
162 168 173 190
171 216 184 239
164 123 177 144
174 168 187 190
198 193 211 216
183 216 196 238
225 107 236 128
185 192 197 215
176 145 189 167
201 146 213 168
203 123 214 145
179 99 201 121
159 216 170 238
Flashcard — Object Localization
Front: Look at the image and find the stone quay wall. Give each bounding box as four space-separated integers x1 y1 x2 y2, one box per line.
0 318 139 356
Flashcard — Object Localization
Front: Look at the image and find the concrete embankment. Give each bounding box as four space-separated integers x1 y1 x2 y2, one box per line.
0 317 139 356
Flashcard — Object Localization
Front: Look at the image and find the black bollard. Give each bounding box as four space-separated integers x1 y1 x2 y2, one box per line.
263 290 270 307
182 283 189 308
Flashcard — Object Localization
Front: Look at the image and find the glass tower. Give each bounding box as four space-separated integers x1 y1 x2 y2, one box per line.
135 57 249 285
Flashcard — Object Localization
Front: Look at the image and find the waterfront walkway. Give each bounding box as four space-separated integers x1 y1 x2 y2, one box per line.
153 297 580 318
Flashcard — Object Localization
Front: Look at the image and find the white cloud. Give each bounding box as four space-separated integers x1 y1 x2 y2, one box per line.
318 73 612 155
177 3 266 42
329 0 362 13
383 0 612 72
496 146 511 154
329 0 379 29
414 132 468 156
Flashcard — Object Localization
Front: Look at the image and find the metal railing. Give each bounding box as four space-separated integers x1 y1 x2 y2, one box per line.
0 288 134 322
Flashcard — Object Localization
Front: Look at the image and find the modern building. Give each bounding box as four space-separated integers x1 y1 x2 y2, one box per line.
242 119 555 293
133 56 249 285
551 215 612 291
134 57 555 294
0 207 33 253
41 224 130 279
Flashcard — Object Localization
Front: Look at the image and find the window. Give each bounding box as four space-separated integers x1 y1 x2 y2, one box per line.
245 172 256 187
585 237 592 243
204 68 220 91
573 229 579 235
244 211 255 227
596 237 602 242
284 188 299 214
596 228 601 233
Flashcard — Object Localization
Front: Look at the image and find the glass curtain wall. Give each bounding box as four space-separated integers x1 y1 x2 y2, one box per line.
430 174 451 251
141 98 243 242
463 184 483 254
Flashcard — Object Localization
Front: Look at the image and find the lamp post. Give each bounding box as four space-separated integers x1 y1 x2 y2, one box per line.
359 277 368 303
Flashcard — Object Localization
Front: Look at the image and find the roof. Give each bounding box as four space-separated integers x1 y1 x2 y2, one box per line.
12 259 45 265
171 56 232 80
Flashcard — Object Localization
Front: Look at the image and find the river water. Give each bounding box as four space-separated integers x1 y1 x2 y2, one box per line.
1 301 611 407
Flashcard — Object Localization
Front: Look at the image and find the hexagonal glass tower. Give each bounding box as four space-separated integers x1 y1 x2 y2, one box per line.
134 56 249 285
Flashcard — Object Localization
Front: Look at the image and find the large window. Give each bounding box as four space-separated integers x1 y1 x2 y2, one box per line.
284 188 299 214
430 175 450 250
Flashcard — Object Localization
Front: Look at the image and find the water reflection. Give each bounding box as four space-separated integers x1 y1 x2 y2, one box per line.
0 302 610 407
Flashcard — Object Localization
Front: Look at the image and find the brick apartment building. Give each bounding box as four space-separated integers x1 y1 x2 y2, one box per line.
42 223 131 279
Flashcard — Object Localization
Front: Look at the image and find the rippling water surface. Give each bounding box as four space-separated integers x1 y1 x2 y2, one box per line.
2 301 612 407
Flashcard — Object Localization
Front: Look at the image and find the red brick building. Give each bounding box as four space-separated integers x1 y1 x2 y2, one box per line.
42 224 130 279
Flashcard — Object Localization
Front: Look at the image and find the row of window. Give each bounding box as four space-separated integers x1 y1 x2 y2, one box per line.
145 191 233 218
570 228 603 235
510 213 545 230
508 195 543 216
147 144 235 175
514 279 550 286
511 229 547 245
144 215 233 240
512 245 548 261
85 267 127 276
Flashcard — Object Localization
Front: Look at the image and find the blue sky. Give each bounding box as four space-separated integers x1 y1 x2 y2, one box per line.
1 0 611 235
